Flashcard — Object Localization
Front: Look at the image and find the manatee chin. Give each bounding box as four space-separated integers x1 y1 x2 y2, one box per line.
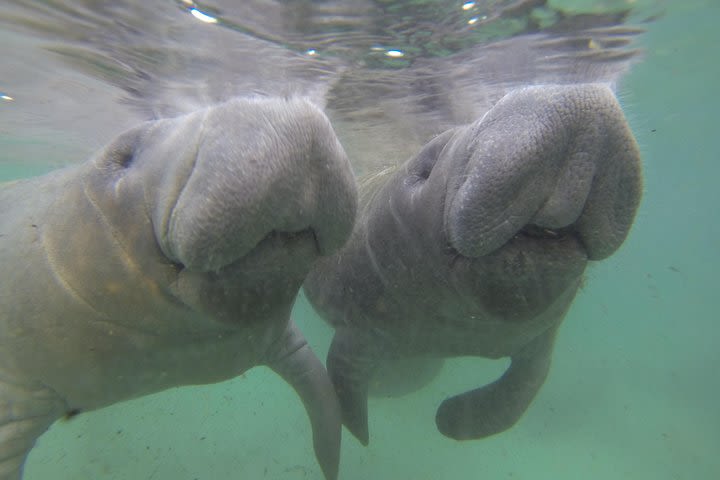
442 220 588 327
169 228 323 326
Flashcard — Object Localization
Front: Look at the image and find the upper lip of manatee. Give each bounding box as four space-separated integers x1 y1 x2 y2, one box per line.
162 160 325 272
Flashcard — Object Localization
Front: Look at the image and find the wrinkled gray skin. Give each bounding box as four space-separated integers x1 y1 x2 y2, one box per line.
0 97 357 480
304 84 642 445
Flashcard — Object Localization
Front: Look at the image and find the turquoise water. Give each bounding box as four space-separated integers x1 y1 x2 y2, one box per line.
2 1 718 479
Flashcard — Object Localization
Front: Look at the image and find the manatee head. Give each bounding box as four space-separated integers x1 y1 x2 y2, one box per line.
93 97 357 324
396 84 642 322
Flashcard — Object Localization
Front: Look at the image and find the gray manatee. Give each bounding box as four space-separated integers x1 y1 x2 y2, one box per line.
304 84 642 445
0 97 357 480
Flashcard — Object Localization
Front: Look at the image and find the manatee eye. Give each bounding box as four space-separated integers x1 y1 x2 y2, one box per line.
64 408 81 420
116 150 135 169
415 158 433 180
406 152 436 187
407 133 449 184
167 258 185 274
107 145 135 169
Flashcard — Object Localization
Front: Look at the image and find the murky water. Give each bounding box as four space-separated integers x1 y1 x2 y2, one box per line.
1 1 717 479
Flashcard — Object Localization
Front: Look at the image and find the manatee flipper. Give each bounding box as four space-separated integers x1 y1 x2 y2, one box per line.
0 381 64 480
267 322 341 480
435 326 558 440
326 327 390 446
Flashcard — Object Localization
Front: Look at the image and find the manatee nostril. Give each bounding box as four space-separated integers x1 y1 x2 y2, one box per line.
115 151 135 169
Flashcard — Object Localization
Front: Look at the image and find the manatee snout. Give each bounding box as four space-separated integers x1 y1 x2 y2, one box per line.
152 97 357 272
444 84 642 262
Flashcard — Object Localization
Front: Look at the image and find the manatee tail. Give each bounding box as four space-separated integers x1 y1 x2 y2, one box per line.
267 322 341 480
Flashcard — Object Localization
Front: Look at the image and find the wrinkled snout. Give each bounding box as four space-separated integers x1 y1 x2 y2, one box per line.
155 97 357 271
445 84 642 261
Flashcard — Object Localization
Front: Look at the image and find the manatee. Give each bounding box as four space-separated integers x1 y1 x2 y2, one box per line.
0 97 357 480
304 84 642 445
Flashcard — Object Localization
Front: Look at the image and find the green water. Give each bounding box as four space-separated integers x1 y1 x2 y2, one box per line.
3 1 718 479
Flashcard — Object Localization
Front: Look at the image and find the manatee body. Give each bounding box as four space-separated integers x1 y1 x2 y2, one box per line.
0 97 357 480
304 84 642 445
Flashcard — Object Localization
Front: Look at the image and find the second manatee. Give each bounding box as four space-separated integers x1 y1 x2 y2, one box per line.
304 84 643 445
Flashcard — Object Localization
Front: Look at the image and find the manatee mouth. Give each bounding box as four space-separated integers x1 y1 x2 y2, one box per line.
250 228 323 263
515 224 578 243
227 227 321 266
509 223 589 263
171 228 321 274
450 222 586 257
447 220 589 280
